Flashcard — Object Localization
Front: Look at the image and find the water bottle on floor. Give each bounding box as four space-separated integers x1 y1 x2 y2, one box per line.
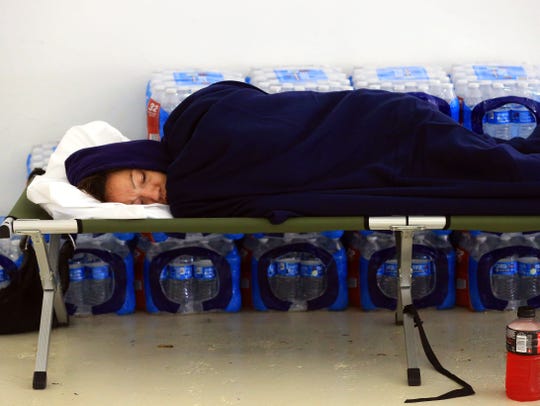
0 237 23 267
360 231 395 260
159 266 169 296
87 259 112 306
65 256 91 316
300 257 325 301
411 259 433 299
518 257 540 301
469 231 500 261
267 260 278 296
167 256 195 312
379 259 398 299
492 257 520 309
274 255 301 302
194 259 217 302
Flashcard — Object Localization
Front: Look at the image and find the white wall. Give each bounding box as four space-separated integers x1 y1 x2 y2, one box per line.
0 0 539 214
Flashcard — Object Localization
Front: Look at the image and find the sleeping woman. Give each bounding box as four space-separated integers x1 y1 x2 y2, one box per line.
65 80 540 224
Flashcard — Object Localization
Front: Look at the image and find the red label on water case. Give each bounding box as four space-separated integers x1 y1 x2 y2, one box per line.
146 98 161 141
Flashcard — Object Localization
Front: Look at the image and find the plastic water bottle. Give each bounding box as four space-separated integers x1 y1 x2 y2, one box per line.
194 259 217 301
500 232 528 248
0 237 23 267
469 231 500 261
506 306 540 401
87 259 112 306
492 257 520 309
267 260 279 296
360 231 395 260
463 82 484 131
511 82 536 138
300 257 325 301
359 231 397 297
379 259 398 298
161 88 181 115
274 255 301 302
411 259 433 299
0 265 9 290
65 256 91 316
167 256 195 312
518 257 540 301
159 266 169 296
484 82 512 140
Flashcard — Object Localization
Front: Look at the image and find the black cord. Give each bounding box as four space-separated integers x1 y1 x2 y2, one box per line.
403 305 475 403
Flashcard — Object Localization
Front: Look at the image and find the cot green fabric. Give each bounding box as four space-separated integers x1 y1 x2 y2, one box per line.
6 189 540 234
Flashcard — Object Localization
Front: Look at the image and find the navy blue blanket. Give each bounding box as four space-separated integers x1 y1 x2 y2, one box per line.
162 81 540 223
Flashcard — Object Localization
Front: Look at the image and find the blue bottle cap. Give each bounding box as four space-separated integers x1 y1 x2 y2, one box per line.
151 232 169 242
321 230 344 239
113 232 135 241
223 233 244 240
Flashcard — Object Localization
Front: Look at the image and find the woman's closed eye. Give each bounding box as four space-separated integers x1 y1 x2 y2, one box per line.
132 170 146 188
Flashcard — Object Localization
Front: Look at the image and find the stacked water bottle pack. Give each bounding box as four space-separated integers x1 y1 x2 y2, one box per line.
141 233 241 314
247 66 352 93
64 233 135 316
0 234 23 292
26 142 58 176
242 232 348 311
345 230 455 311
454 231 540 311
146 68 245 140
451 63 540 139
351 65 460 121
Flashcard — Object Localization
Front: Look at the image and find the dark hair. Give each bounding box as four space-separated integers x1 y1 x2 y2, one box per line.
76 170 113 202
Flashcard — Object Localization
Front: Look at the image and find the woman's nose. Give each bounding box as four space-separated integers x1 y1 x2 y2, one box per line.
142 186 161 204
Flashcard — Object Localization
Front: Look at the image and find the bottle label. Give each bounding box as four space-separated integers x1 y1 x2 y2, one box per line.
492 259 517 276
173 71 224 85
300 260 325 278
512 110 536 124
273 69 328 83
486 110 511 125
276 258 300 276
506 327 540 354
194 260 215 280
412 259 432 277
472 65 527 81
382 259 398 277
168 263 193 280
376 66 428 81
518 257 540 276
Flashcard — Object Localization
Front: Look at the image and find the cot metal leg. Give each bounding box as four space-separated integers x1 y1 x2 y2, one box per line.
26 232 68 389
393 227 421 386
47 235 68 326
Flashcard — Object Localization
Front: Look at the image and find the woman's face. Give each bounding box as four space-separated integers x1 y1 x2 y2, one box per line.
105 169 167 205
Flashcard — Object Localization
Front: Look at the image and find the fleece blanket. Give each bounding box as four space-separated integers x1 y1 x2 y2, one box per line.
162 81 540 224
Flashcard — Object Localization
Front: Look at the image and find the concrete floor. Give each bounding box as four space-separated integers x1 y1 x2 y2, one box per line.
0 307 526 405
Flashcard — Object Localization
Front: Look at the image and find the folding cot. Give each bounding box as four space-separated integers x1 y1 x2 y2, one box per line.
3 189 540 394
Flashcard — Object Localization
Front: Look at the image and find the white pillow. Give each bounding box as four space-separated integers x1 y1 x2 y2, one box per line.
26 121 172 219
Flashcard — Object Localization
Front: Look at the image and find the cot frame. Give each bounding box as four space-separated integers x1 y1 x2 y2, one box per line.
3 191 540 390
